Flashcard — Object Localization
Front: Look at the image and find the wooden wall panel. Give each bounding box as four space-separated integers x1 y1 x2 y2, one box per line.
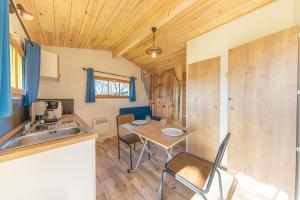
228 27 299 197
150 67 185 125
187 57 220 162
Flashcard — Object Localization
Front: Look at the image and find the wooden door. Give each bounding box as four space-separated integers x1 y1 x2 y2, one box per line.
150 70 176 122
158 71 174 121
188 57 220 162
228 27 298 197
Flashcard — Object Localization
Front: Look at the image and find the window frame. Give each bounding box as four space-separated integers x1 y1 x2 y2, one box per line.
94 76 130 99
10 37 25 98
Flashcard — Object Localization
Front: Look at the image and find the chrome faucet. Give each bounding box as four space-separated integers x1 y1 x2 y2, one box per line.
23 122 33 135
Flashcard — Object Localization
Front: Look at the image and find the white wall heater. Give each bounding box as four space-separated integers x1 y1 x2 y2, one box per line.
93 116 109 135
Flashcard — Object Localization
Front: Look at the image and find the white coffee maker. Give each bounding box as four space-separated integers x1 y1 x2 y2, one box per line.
30 100 62 122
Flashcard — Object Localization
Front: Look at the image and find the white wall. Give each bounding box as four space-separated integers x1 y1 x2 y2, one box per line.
38 47 149 139
0 140 96 200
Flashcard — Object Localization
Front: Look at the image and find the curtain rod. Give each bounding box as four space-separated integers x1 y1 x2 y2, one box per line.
9 0 34 47
82 68 136 79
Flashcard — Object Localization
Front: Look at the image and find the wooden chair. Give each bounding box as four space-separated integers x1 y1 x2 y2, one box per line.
160 133 231 200
116 114 150 170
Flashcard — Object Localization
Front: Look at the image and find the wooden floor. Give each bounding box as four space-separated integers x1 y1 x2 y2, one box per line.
95 137 288 200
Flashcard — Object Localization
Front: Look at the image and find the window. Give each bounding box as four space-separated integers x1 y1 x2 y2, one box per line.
10 38 25 97
95 76 129 98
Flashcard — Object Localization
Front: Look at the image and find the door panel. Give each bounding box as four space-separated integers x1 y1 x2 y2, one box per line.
188 57 220 161
228 27 298 197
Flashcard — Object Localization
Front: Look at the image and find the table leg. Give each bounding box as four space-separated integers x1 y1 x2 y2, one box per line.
127 139 148 173
127 137 154 173
158 147 173 199
138 136 153 156
165 148 173 161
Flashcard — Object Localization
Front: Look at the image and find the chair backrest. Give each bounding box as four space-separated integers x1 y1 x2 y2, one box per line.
204 133 231 192
116 114 135 137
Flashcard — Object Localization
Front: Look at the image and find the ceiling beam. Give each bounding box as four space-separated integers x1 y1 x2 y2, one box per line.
112 0 198 57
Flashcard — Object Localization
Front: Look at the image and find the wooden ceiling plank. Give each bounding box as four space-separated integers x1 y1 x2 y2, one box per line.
18 0 275 71
75 0 105 48
100 0 142 42
126 0 237 59
81 0 121 49
32 0 55 46
108 0 160 46
161 0 251 38
108 0 179 48
112 0 196 57
125 0 274 70
102 0 161 48
91 0 134 49
53 0 72 46
64 0 90 47
92 0 143 49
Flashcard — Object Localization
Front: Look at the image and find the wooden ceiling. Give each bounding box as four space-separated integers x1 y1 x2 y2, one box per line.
14 0 274 71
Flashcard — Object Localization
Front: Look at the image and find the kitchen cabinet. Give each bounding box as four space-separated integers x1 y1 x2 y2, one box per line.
40 49 60 81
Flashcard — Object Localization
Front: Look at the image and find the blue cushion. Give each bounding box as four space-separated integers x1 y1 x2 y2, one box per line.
119 106 151 120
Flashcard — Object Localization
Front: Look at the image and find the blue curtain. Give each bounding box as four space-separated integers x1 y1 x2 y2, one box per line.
85 68 96 103
129 77 136 102
24 39 41 106
0 0 12 117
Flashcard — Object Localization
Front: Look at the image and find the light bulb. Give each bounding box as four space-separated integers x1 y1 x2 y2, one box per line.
20 11 34 20
151 51 157 58
16 4 34 21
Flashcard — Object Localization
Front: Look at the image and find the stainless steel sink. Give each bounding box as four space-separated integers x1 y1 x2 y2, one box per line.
0 121 87 151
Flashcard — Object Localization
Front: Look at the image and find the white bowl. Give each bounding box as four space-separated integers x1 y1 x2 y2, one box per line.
162 128 184 137
131 120 148 125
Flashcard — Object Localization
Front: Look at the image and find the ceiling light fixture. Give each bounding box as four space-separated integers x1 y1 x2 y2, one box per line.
146 27 162 58
9 3 34 21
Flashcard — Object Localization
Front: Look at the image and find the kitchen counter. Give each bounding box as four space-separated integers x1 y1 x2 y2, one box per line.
0 113 97 200
0 114 97 163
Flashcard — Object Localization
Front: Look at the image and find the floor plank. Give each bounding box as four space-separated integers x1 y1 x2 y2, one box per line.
96 137 285 200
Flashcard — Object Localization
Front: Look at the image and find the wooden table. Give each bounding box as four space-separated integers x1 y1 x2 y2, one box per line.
121 120 194 199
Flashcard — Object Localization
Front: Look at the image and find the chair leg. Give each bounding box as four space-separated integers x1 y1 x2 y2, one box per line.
160 170 166 200
117 138 120 159
129 145 133 170
148 142 151 160
134 143 136 151
216 169 223 200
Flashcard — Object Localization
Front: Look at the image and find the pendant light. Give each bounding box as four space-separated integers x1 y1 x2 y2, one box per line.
146 27 162 58
9 3 34 21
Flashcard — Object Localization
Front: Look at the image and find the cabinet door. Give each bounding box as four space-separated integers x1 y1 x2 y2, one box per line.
228 27 298 197
187 56 220 161
40 50 59 80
